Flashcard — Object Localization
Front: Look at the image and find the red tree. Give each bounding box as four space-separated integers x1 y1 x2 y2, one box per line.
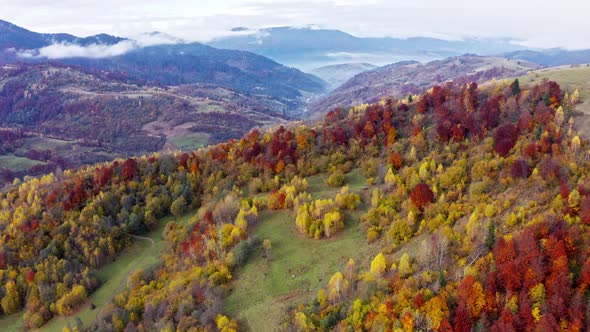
410 183 434 209
493 123 518 157
511 159 531 179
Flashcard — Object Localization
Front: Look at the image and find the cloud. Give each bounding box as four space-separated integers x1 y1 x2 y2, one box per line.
17 32 184 59
2 0 590 49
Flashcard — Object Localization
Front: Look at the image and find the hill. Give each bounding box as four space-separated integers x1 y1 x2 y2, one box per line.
507 65 590 137
209 26 526 69
0 76 588 331
310 63 378 90
0 63 296 183
308 55 540 117
505 48 590 67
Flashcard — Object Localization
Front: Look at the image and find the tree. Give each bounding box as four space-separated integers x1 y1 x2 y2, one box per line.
511 79 521 96
458 276 485 318
398 252 412 277
326 170 345 187
328 272 348 303
389 152 403 170
1 280 21 314
170 196 187 217
571 88 580 104
370 253 387 276
511 159 531 179
410 183 434 209
493 123 518 157
485 222 496 250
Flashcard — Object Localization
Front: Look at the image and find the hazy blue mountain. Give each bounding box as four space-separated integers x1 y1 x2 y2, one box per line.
310 63 378 90
504 48 590 66
209 26 527 70
62 43 326 103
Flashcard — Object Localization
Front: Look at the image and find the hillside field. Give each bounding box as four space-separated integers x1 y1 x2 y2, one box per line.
225 170 379 331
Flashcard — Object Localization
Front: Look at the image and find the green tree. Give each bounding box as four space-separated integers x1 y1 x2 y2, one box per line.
485 222 496 250
511 78 521 96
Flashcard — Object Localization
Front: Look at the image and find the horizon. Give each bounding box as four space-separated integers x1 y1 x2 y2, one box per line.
1 0 590 50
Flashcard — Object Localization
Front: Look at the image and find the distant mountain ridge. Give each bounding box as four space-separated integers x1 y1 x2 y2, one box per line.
0 20 327 116
209 26 527 69
0 19 126 50
504 48 590 66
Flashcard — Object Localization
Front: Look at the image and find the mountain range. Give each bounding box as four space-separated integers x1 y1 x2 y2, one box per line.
504 48 590 66
0 20 327 117
209 26 527 70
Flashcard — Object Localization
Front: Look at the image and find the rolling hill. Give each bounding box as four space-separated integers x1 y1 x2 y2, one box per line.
506 64 590 137
0 63 296 183
308 55 541 117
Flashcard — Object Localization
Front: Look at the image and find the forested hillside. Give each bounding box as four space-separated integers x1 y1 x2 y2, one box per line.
0 75 588 331
308 55 540 117
0 63 295 184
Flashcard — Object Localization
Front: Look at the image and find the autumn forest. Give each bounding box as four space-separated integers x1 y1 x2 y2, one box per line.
1 70 589 332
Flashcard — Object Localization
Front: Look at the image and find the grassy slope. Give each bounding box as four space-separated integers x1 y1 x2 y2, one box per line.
225 169 379 331
1 213 191 332
0 155 46 172
513 65 590 136
168 133 210 151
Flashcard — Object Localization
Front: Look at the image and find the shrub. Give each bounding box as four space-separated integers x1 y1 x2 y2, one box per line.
326 170 346 187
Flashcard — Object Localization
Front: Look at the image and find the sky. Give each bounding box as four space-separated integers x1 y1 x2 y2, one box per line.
1 0 590 49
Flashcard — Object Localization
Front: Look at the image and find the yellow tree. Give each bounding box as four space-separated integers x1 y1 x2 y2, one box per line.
1 280 21 314
370 253 387 277
398 252 413 277
328 271 349 303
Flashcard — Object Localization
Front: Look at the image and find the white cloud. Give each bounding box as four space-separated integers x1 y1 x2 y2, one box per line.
1 0 590 49
19 41 135 59
17 32 184 59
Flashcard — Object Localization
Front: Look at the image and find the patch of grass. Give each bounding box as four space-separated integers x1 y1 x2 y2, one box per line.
0 154 46 172
197 102 227 113
307 168 367 198
168 133 210 151
0 212 194 332
21 137 70 151
225 172 376 331
1 312 25 332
